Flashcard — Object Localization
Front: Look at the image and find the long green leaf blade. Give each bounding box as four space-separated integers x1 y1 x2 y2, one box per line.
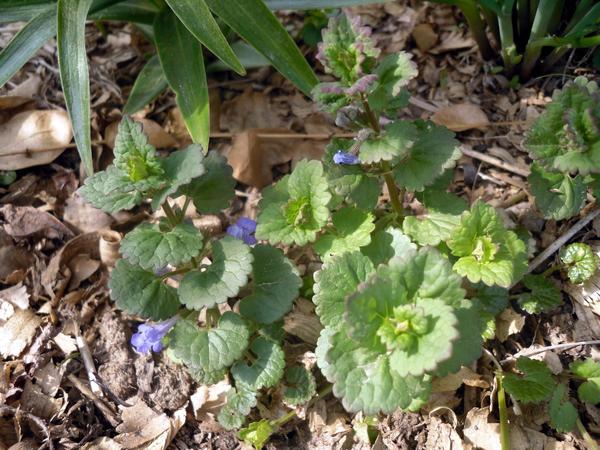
57 0 94 176
204 0 317 95
154 8 210 150
0 0 49 23
0 6 56 88
165 0 245 75
123 54 168 114
265 0 390 9
89 0 159 24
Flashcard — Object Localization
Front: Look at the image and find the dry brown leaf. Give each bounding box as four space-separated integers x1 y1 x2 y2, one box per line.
53 332 78 355
432 367 489 393
430 31 476 53
496 308 525 342
412 24 438 52
104 118 177 149
0 205 74 240
424 416 464 450
432 103 490 132
34 361 64 397
114 400 186 450
0 283 29 323
220 90 287 132
0 110 72 170
190 381 230 432
67 254 101 290
21 379 62 420
8 75 41 98
82 437 123 450
64 194 113 233
0 308 42 358
284 298 323 345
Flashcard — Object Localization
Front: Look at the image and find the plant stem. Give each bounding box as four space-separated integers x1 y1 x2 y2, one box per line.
541 264 560 277
206 306 221 329
577 417 599 450
498 1 518 76
456 0 495 59
179 197 191 221
381 162 404 221
162 201 179 226
496 371 511 450
160 267 190 280
362 98 381 133
272 384 333 428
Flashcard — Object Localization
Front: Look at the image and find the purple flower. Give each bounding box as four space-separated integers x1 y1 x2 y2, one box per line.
227 217 257 245
131 316 178 354
333 151 360 165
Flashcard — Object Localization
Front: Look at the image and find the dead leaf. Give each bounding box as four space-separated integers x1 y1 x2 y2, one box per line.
0 308 42 358
412 24 438 52
34 361 64 396
0 110 73 170
115 400 186 449
63 193 113 233
496 308 525 342
104 118 177 149
0 283 29 323
432 366 489 392
432 103 490 132
8 75 42 98
53 332 78 355
20 379 62 420
82 437 123 450
67 254 101 290
430 31 476 53
220 90 288 132
0 241 33 282
190 381 230 432
424 416 463 450
0 204 74 240
284 298 323 345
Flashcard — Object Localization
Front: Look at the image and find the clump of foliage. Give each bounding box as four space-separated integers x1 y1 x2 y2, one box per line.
82 11 600 449
429 0 600 80
525 77 600 220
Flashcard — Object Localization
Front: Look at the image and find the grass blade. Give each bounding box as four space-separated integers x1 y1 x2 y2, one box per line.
0 0 49 23
0 6 56 88
123 54 168 114
90 0 159 24
207 41 270 72
205 0 317 96
154 8 210 150
165 0 245 75
57 0 94 176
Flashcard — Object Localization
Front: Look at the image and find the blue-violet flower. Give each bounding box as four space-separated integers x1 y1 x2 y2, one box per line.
131 315 178 354
333 151 360 165
227 217 257 245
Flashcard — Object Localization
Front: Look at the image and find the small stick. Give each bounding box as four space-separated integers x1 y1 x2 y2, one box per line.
0 405 54 450
66 374 120 427
461 146 531 178
74 327 103 397
500 339 600 364
526 208 600 276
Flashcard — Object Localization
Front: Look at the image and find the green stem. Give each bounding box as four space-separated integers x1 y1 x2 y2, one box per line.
498 2 518 76
456 0 494 59
160 267 190 280
577 417 599 450
362 98 380 133
206 306 221 329
542 264 560 277
496 371 511 450
272 385 333 428
162 202 179 226
179 196 192 221
521 0 564 79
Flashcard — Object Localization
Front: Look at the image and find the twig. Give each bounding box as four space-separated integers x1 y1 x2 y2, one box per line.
75 327 103 396
0 405 54 450
66 374 120 427
461 146 530 178
210 131 356 140
526 208 600 276
500 340 600 364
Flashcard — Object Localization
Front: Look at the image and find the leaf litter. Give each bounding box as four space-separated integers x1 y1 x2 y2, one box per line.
0 4 599 450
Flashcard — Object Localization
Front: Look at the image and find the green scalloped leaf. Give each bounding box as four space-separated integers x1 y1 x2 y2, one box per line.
318 328 432 415
231 336 285 390
392 120 461 192
549 384 578 433
503 357 556 403
177 152 236 213
361 227 416 266
79 166 145 213
323 139 380 210
525 77 600 175
368 52 417 114
168 311 250 373
120 221 203 271
402 212 461 246
529 163 587 220
151 144 206 210
178 236 253 309
414 170 468 215
314 207 375 261
239 420 274 450
256 159 331 246
108 260 179 320
449 201 528 288
313 252 375 329
571 359 600 404
282 366 316 406
560 242 600 284
239 245 301 324
218 387 257 430
517 274 562 314
359 121 417 164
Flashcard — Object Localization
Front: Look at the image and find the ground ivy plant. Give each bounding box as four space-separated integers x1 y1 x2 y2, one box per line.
80 13 536 448
526 76 600 220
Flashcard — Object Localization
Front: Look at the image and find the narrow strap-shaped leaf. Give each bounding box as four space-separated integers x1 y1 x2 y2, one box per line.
123 54 168 114
57 0 95 176
0 0 49 23
0 5 56 88
165 0 245 75
89 0 159 24
154 8 210 149
204 0 317 96
265 0 391 9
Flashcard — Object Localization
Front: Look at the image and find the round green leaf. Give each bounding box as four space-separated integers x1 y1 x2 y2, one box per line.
231 336 285 390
